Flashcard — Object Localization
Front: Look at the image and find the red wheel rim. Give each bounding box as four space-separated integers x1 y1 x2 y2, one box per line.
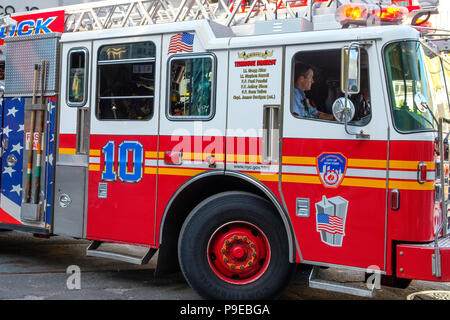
207 221 271 285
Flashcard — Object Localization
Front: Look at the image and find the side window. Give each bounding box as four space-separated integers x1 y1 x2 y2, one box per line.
96 41 155 120
168 54 214 119
67 48 88 106
292 49 371 125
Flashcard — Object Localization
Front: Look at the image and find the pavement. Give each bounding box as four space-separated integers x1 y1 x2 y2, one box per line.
1 229 450 301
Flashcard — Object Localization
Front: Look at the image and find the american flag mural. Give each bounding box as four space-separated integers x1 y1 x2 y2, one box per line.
168 32 194 54
1 97 25 224
43 97 56 227
0 97 55 228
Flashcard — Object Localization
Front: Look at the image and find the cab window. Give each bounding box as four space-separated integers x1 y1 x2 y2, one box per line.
67 48 88 106
292 49 371 125
168 54 214 120
96 41 155 120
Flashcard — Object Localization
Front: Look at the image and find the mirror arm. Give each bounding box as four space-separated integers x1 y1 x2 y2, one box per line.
343 106 370 139
343 43 370 140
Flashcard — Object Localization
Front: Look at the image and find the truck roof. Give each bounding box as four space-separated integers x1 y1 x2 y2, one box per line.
60 19 420 50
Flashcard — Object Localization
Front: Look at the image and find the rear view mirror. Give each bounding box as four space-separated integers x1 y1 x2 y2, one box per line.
341 46 360 94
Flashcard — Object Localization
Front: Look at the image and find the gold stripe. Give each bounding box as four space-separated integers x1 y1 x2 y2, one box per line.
341 177 386 189
282 156 316 165
143 151 435 171
59 148 76 155
348 159 387 169
388 180 435 191
389 160 435 170
89 164 100 171
227 154 262 163
282 174 321 184
282 156 435 171
145 151 161 159
158 167 205 177
144 167 157 175
90 149 100 156
88 160 434 190
247 172 280 182
145 151 226 161
185 152 225 161
279 173 434 190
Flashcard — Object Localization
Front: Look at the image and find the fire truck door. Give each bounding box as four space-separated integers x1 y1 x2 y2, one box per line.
85 37 160 245
55 41 93 237
282 42 388 271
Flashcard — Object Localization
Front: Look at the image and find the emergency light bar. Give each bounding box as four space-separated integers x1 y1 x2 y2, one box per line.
336 3 408 27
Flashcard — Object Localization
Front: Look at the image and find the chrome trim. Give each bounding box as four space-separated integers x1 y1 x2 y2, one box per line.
432 118 447 278
417 161 427 184
384 125 390 274
262 104 280 164
86 241 156 265
99 95 154 99
165 52 217 122
435 183 442 203
309 266 375 298
66 47 89 108
97 57 156 65
390 189 400 211
302 259 386 275
381 38 437 136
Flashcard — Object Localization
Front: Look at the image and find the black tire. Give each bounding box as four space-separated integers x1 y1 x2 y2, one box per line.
178 191 295 300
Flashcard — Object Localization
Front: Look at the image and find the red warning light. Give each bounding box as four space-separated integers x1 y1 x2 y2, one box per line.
336 3 407 26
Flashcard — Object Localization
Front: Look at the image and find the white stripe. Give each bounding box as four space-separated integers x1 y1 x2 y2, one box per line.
282 165 317 175
0 194 20 222
145 159 158 167
158 160 212 170
281 165 435 181
228 163 279 173
89 156 100 164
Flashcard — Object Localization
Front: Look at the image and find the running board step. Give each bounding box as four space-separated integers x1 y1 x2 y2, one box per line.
308 266 375 298
86 241 156 265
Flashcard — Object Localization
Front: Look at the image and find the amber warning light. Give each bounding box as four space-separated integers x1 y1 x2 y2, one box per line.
336 3 408 27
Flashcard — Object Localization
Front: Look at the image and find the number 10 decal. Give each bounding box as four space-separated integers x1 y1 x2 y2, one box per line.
101 141 144 183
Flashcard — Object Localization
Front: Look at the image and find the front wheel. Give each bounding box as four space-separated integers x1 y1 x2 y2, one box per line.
178 192 295 300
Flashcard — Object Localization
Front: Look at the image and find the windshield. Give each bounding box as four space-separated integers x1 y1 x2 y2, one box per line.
385 41 449 132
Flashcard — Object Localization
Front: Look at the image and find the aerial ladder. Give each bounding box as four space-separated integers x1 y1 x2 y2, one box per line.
0 0 443 35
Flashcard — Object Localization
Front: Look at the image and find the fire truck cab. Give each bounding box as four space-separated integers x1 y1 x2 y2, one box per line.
0 0 449 300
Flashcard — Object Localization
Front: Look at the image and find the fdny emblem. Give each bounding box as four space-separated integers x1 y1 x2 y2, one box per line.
317 152 347 188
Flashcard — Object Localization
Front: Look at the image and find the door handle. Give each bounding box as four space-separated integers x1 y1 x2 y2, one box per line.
262 104 280 163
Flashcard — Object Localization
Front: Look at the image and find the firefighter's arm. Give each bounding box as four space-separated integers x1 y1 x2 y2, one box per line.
317 111 334 121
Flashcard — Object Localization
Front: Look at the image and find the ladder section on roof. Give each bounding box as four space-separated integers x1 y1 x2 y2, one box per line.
62 0 318 32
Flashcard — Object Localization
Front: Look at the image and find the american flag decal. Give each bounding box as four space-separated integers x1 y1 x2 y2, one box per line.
316 213 345 235
168 32 194 54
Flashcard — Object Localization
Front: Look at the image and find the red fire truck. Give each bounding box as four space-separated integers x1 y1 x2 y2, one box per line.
0 0 448 300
